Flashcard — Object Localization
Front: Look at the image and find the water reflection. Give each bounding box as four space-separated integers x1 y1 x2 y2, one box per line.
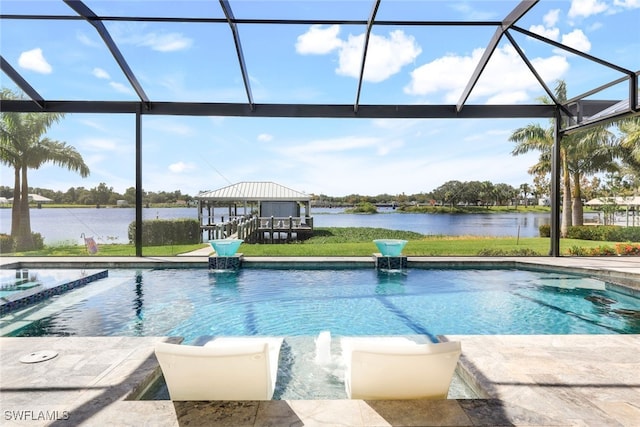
375 270 407 295
133 271 144 335
208 271 242 297
0 207 553 244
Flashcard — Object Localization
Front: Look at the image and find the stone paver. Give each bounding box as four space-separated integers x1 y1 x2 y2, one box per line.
1 334 639 426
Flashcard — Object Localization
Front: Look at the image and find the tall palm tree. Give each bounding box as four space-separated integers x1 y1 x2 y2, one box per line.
616 117 640 174
519 183 531 207
510 80 617 235
0 89 90 250
510 121 572 236
564 127 618 225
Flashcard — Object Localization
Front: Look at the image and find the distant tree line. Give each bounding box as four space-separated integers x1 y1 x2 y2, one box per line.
1 173 629 210
0 184 193 207
311 181 528 208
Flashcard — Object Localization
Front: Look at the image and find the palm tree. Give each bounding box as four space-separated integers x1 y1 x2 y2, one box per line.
0 88 90 250
510 80 617 235
616 117 640 174
519 183 531 207
564 127 618 225
510 121 572 236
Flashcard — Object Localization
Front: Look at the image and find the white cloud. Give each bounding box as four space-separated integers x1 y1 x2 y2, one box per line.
169 161 196 173
18 48 52 74
296 26 421 82
278 135 403 162
257 133 273 142
405 45 569 104
336 30 422 82
111 24 192 52
92 68 110 79
528 24 560 41
568 0 608 18
109 82 134 94
405 51 477 100
613 0 640 8
543 9 562 27
140 32 193 52
561 29 592 52
82 138 119 151
76 31 100 47
295 25 342 54
285 136 382 156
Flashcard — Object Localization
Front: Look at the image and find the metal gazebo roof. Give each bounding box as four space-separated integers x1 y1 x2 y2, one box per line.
196 181 310 202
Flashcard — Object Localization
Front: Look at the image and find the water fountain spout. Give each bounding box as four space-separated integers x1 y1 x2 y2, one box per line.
314 331 332 366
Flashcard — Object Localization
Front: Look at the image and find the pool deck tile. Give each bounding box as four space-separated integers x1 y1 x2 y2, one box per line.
1 256 640 426
1 334 639 426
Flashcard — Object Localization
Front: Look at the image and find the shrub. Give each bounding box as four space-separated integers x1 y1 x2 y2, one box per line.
566 245 588 256
566 244 618 256
543 225 640 241
0 234 14 253
539 224 550 237
31 232 44 250
128 219 200 245
615 242 640 256
566 226 616 241
476 248 542 256
345 202 378 214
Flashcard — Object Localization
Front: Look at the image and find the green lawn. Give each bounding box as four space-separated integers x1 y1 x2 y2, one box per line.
5 227 624 257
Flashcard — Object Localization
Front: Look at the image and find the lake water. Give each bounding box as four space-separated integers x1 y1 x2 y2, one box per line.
0 206 551 245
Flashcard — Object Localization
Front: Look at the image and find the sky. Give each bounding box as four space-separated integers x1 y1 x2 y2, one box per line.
1 0 639 197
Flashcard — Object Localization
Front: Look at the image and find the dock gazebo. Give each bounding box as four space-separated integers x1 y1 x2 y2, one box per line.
195 181 313 243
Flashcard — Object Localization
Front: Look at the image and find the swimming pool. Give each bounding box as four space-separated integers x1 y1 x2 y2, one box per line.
4 266 639 340
3 265 639 400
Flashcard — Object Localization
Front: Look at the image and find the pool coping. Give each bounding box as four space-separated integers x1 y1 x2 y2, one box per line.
3 255 640 292
1 256 640 425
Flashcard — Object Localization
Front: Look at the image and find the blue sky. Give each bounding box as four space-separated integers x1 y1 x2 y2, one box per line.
1 0 639 197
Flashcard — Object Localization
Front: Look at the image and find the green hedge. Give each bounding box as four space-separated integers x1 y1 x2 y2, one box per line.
0 234 14 253
539 224 550 237
539 224 640 241
128 219 201 245
0 232 44 252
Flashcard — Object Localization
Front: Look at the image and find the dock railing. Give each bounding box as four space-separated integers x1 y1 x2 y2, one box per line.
201 215 313 243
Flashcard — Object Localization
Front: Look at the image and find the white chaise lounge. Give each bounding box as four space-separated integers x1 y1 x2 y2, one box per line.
154 337 284 400
341 336 461 400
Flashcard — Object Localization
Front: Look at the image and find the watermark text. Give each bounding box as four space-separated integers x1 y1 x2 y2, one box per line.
4 410 70 422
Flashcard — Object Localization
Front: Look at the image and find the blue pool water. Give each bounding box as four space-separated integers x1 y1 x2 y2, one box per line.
4 267 640 342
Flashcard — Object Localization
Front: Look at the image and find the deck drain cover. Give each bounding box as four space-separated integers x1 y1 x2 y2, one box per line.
19 350 58 364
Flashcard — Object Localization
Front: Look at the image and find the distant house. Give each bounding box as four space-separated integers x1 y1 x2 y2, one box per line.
194 181 313 243
7 194 53 209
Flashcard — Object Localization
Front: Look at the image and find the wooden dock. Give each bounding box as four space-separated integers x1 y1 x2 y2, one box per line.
201 215 313 243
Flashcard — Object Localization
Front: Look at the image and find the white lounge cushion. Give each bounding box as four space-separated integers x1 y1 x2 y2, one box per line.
341 337 461 400
155 336 283 401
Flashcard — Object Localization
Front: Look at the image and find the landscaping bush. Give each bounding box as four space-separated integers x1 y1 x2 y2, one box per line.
0 234 14 253
539 224 550 237
541 224 640 241
128 219 200 245
31 232 44 250
476 248 542 256
1 232 43 253
566 225 616 241
567 225 640 242
615 242 640 256
567 244 620 256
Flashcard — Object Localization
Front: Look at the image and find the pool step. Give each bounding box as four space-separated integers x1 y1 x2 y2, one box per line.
0 270 108 315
